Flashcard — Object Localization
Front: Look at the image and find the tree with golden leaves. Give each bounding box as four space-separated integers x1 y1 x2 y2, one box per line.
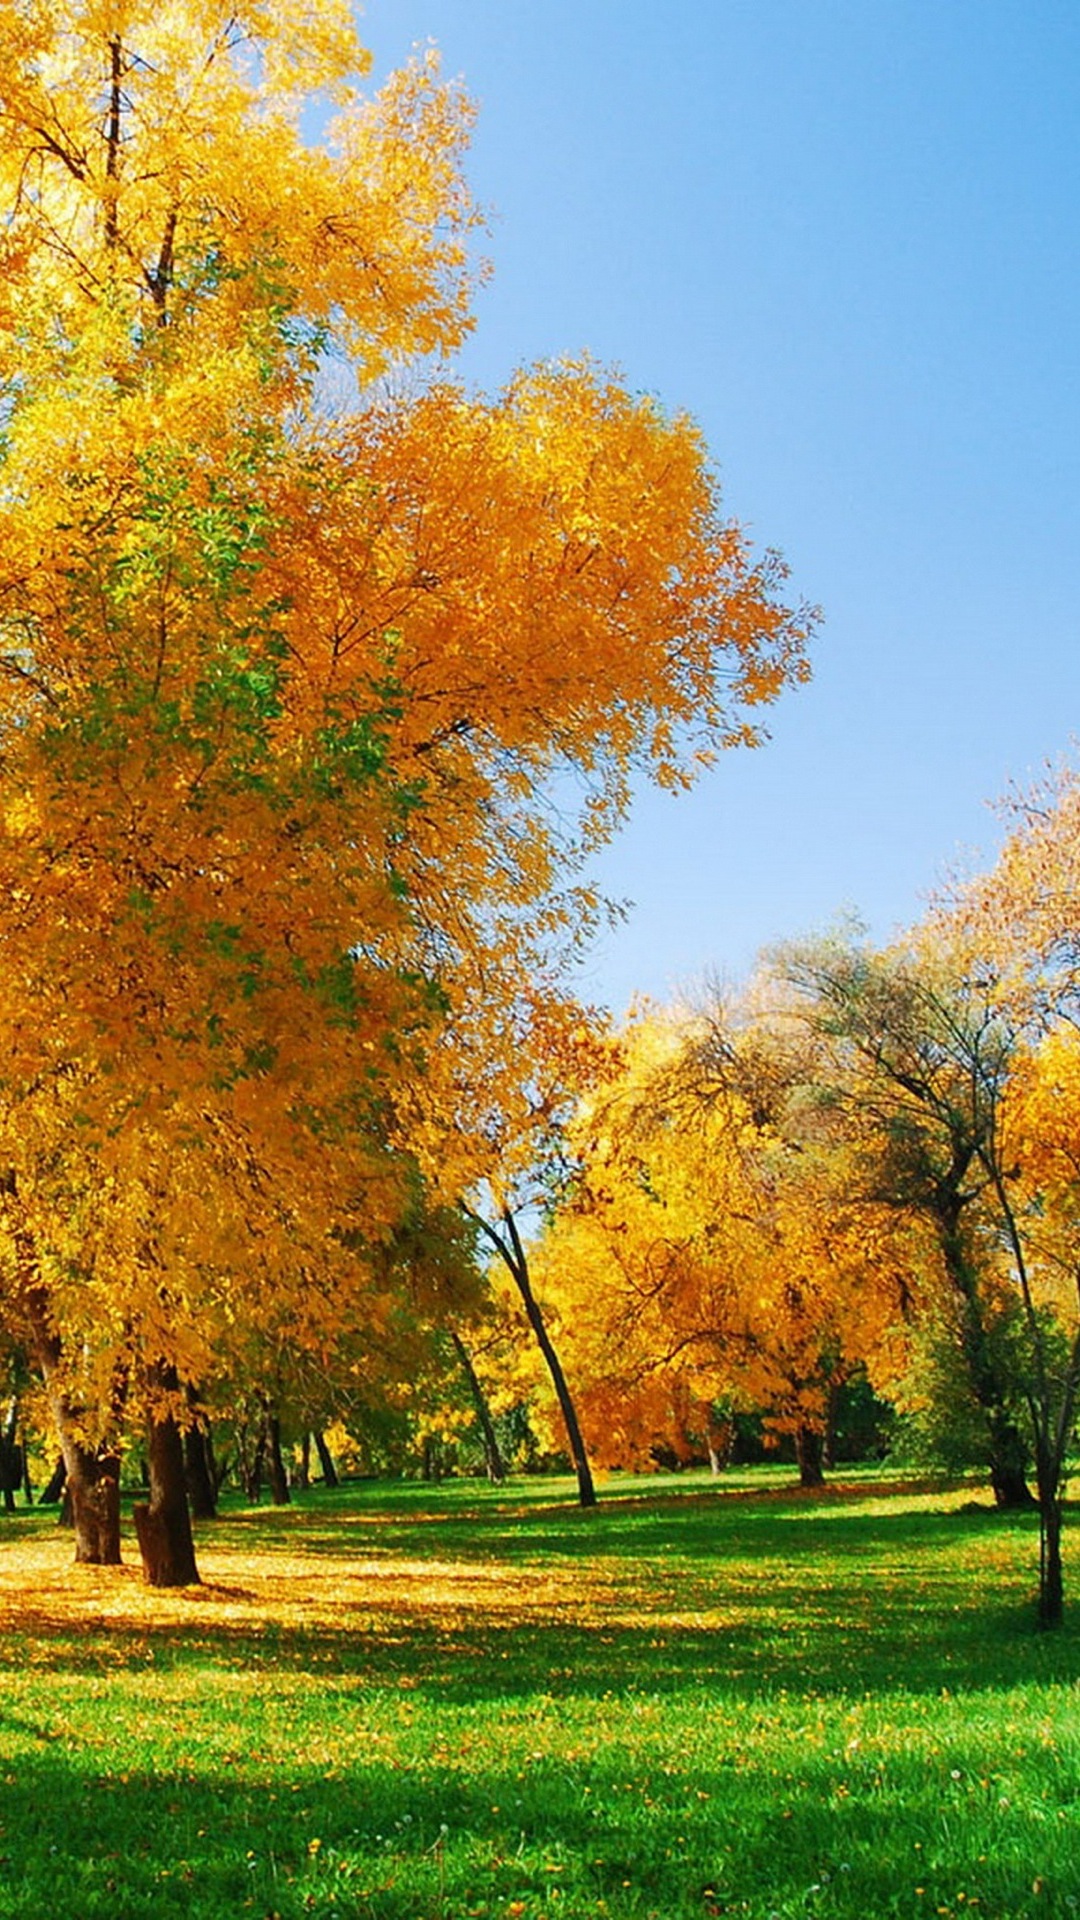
0 1 811 1578
530 994 909 1483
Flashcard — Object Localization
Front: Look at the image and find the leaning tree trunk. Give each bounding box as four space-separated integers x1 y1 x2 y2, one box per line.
312 1430 339 1488
450 1328 507 1483
475 1206 597 1509
133 1366 200 1587
38 1457 66 1505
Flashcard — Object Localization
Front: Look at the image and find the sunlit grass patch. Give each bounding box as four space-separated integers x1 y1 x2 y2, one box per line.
0 1469 1076 1918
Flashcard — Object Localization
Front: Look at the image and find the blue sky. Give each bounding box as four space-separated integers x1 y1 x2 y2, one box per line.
358 2 1080 1015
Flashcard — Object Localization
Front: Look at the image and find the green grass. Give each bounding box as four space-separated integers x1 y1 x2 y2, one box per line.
0 1468 1078 1919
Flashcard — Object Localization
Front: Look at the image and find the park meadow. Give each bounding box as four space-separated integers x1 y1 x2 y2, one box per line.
0 1467 1077 1920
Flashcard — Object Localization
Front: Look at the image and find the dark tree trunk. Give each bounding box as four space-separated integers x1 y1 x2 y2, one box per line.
477 1207 597 1509
38 1457 66 1505
421 1436 440 1482
264 1411 290 1505
134 1369 199 1587
942 1213 1035 1508
183 1419 218 1521
0 1399 21 1510
795 1426 826 1489
295 1432 311 1490
450 1328 507 1483
988 1415 1037 1510
66 1445 122 1563
313 1429 339 1488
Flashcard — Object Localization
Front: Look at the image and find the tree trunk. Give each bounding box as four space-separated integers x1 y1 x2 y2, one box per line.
65 1444 123 1563
241 1424 266 1502
795 1425 826 1488
486 1207 597 1509
988 1414 1037 1510
264 1410 290 1505
1038 1496 1065 1628
134 1369 200 1587
942 1213 1035 1508
313 1429 339 1488
295 1432 311 1490
450 1328 507 1483
38 1457 67 1505
0 1398 21 1510
183 1419 218 1521
706 1419 733 1475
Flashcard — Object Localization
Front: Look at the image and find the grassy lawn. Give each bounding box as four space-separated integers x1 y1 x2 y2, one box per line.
0 1468 1077 1919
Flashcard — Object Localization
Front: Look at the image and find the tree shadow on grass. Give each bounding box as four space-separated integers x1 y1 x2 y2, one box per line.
0 1482 1075 1708
0 1717 1075 1920
1 1567 1076 1707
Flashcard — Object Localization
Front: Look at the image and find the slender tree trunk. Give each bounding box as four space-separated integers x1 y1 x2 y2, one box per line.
295 1432 311 1490
1038 1495 1064 1629
706 1419 733 1476
313 1429 339 1488
476 1207 597 1509
821 1383 840 1471
264 1410 290 1505
134 1365 200 1587
941 1212 1035 1509
795 1425 826 1489
450 1328 507 1483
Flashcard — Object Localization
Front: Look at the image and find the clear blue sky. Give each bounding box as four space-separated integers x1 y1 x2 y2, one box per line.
359 1 1080 1015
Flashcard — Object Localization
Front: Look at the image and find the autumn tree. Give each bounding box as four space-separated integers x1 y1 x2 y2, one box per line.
0 2 812 1576
530 995 908 1484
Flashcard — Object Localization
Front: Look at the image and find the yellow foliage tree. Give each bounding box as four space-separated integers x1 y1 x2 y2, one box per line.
530 995 909 1482
0 2 812 1576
